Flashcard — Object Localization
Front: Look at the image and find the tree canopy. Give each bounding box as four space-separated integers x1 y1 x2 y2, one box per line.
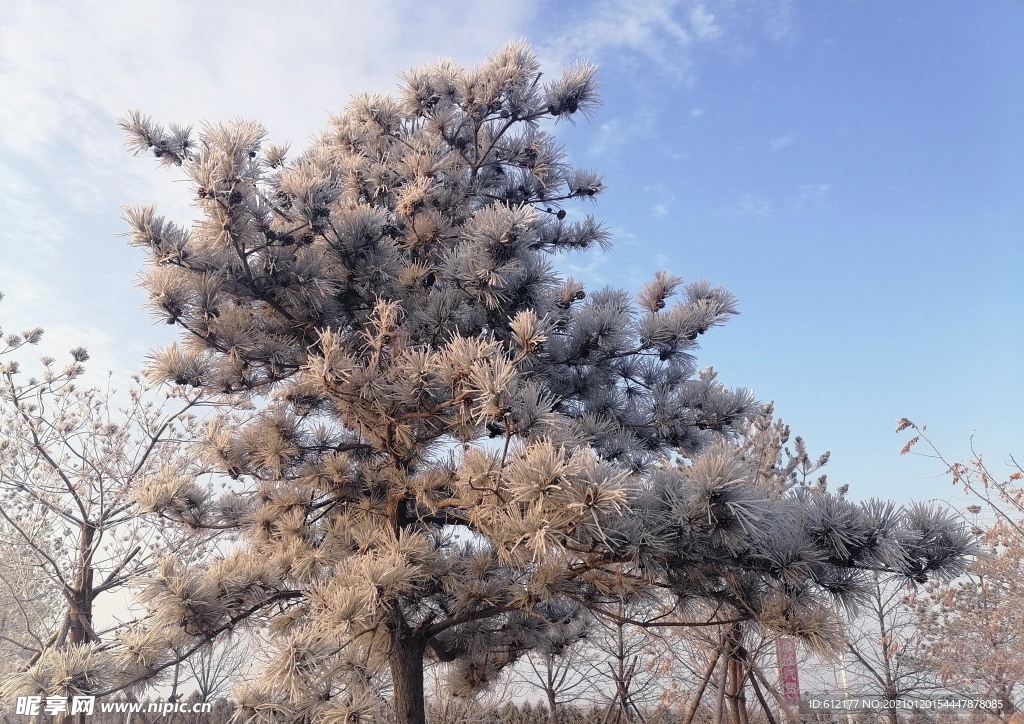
83 42 981 724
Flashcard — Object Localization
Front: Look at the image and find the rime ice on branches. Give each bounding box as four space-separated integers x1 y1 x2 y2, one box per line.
115 43 974 724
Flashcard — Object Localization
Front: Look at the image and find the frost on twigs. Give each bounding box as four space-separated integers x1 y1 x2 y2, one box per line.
112 42 974 723
0 299 220 703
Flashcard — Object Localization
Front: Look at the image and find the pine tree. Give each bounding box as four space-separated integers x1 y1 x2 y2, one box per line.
116 43 976 724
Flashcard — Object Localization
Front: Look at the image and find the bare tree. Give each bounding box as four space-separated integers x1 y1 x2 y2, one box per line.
896 420 1024 718
520 637 595 724
184 637 252 701
911 521 1024 720
507 601 594 724
583 600 669 724
0 295 218 717
839 574 941 724
0 519 62 673
897 419 1024 543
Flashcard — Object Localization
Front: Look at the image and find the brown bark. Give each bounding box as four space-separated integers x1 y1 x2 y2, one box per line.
713 635 728 724
389 618 427 724
745 667 777 724
682 648 722 724
68 524 96 647
62 525 96 724
729 655 750 724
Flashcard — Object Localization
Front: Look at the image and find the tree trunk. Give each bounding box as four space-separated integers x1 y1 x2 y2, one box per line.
744 667 777 724
747 661 800 724
712 640 728 724
682 648 722 724
389 623 427 724
546 681 558 724
62 523 95 724
883 687 900 724
729 656 750 724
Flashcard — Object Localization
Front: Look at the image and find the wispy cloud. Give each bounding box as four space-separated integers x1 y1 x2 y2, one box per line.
0 0 533 381
561 248 611 287
586 108 658 158
768 132 796 152
722 192 775 219
542 0 727 82
689 4 723 41
0 162 67 262
762 0 798 42
644 183 676 218
541 0 798 81
789 182 832 211
719 182 831 219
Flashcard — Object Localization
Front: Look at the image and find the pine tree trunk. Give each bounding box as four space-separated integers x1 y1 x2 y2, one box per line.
389 623 427 724
726 624 749 724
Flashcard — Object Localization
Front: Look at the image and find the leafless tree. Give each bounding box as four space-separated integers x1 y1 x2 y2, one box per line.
912 522 1024 720
0 294 219 718
184 637 252 701
839 574 942 724
517 622 596 724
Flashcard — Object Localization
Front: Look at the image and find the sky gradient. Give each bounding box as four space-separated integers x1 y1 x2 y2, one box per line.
1 0 1021 506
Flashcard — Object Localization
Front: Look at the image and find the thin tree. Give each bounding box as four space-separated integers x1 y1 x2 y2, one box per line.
839 573 941 724
897 420 1024 717
514 602 594 724
0 296 217 717
184 637 252 702
897 418 1024 543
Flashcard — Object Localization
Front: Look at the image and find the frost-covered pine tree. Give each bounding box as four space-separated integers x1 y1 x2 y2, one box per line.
117 43 975 724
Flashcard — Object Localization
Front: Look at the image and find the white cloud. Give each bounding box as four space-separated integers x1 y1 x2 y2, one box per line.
722 192 775 219
587 108 657 158
0 0 533 381
689 4 722 41
644 183 675 218
715 181 831 220
717 182 831 219
0 2 533 157
768 132 796 152
561 248 611 287
542 0 726 82
0 162 67 262
761 0 798 42
789 182 832 211
589 118 625 157
689 108 705 118
540 0 798 81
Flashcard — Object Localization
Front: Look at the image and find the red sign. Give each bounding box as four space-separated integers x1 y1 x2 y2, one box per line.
776 636 801 706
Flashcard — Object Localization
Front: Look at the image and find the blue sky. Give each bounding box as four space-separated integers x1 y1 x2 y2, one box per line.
1 1 1020 506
